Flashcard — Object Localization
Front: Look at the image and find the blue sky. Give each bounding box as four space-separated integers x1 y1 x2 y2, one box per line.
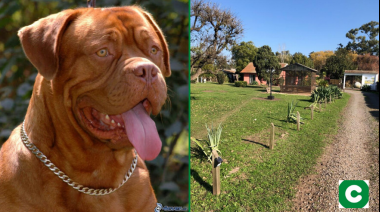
213 0 379 57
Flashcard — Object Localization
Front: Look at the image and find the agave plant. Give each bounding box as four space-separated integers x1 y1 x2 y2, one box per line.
311 86 342 103
192 123 223 163
287 100 304 124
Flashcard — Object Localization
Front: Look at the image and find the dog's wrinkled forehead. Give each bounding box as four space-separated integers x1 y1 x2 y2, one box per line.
73 8 161 47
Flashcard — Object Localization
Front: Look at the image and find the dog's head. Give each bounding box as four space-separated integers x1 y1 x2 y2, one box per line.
18 6 170 161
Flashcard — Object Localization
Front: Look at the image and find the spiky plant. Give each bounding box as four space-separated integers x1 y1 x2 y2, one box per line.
192 123 223 163
287 100 304 124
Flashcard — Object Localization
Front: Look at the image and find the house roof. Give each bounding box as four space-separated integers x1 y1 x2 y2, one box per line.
344 70 379 74
280 63 317 72
240 62 256 73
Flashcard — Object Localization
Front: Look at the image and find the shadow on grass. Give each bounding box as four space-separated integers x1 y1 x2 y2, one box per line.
191 95 198 100
191 169 213 193
241 138 269 148
298 99 312 102
190 146 210 163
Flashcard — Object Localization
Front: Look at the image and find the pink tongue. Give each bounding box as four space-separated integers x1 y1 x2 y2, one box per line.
122 103 162 161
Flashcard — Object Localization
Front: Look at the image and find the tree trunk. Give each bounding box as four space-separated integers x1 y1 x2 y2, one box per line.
190 68 205 80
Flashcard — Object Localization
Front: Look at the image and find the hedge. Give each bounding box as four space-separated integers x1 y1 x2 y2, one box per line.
235 81 247 87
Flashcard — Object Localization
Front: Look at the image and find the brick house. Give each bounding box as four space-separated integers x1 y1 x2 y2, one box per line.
240 62 267 85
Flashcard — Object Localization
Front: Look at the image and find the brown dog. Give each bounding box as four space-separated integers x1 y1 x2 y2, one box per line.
0 6 170 211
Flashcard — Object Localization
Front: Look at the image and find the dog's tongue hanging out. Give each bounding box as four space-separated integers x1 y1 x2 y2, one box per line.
121 102 161 161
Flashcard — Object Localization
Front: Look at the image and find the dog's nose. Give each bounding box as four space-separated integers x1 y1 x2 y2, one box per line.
133 63 158 83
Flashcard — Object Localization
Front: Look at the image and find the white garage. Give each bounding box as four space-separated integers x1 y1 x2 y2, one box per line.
343 70 379 90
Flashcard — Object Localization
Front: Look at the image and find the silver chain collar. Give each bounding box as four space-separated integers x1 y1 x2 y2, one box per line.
20 120 138 196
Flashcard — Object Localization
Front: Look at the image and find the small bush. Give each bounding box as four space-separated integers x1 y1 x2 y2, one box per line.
250 81 258 85
235 81 247 87
317 79 329 87
190 79 197 84
216 73 225 84
361 84 371 91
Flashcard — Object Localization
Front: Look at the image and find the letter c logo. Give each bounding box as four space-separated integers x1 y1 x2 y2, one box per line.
345 185 362 203
339 180 369 208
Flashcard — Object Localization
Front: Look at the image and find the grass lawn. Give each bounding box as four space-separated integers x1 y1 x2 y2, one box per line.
190 82 350 211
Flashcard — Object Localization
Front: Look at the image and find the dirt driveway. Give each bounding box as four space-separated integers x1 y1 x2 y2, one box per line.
293 90 379 211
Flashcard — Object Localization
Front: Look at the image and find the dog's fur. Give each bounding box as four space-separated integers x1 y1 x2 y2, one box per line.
0 6 170 211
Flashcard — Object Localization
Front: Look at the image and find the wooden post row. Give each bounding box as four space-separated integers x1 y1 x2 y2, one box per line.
212 150 221 195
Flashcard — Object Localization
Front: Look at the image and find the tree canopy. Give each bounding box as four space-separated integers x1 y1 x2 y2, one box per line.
321 46 357 79
290 52 314 68
345 21 379 56
309 50 334 71
190 0 243 80
254 45 280 82
231 41 258 72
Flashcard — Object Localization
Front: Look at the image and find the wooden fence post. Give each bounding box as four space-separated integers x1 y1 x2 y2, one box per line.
297 111 300 131
212 150 221 195
324 98 327 108
311 105 314 120
270 123 275 149
329 95 332 103
319 102 322 112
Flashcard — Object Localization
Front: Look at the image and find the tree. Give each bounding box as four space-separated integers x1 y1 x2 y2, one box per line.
215 55 232 70
322 46 357 79
190 0 243 80
290 52 314 68
231 41 258 72
309 50 334 71
275 50 292 64
356 54 379 71
276 44 293 64
254 45 281 82
346 21 379 56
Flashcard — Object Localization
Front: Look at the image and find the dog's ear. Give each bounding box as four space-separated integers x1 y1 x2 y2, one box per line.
139 9 171 77
18 9 81 80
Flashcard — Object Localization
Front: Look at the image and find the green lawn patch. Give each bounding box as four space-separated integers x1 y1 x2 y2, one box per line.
190 83 349 211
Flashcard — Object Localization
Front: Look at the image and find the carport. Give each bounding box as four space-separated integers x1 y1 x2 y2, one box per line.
343 70 379 90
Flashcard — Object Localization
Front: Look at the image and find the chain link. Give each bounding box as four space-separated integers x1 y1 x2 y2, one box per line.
20 120 138 196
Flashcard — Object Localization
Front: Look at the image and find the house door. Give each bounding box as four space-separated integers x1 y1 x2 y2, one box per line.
249 74 254 84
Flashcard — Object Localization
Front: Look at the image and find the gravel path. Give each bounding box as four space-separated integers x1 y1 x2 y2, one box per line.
293 90 379 211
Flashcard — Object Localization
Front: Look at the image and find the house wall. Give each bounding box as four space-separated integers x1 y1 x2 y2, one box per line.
243 74 250 84
242 73 268 85
362 73 378 90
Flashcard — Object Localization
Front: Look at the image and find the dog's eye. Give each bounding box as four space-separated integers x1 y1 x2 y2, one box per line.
150 47 158 55
96 49 109 57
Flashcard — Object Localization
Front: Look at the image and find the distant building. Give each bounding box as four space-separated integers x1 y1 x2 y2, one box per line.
223 68 237 83
240 62 267 85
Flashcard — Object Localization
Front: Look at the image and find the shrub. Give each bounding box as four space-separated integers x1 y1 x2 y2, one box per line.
317 79 329 87
216 73 225 84
361 84 371 92
191 123 223 163
311 86 342 103
235 81 247 87
250 81 258 85
190 79 197 84
287 100 304 124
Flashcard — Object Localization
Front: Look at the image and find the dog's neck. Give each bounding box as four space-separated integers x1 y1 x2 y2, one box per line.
23 75 133 188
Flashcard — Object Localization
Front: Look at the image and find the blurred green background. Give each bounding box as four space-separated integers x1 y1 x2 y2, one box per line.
0 0 188 207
